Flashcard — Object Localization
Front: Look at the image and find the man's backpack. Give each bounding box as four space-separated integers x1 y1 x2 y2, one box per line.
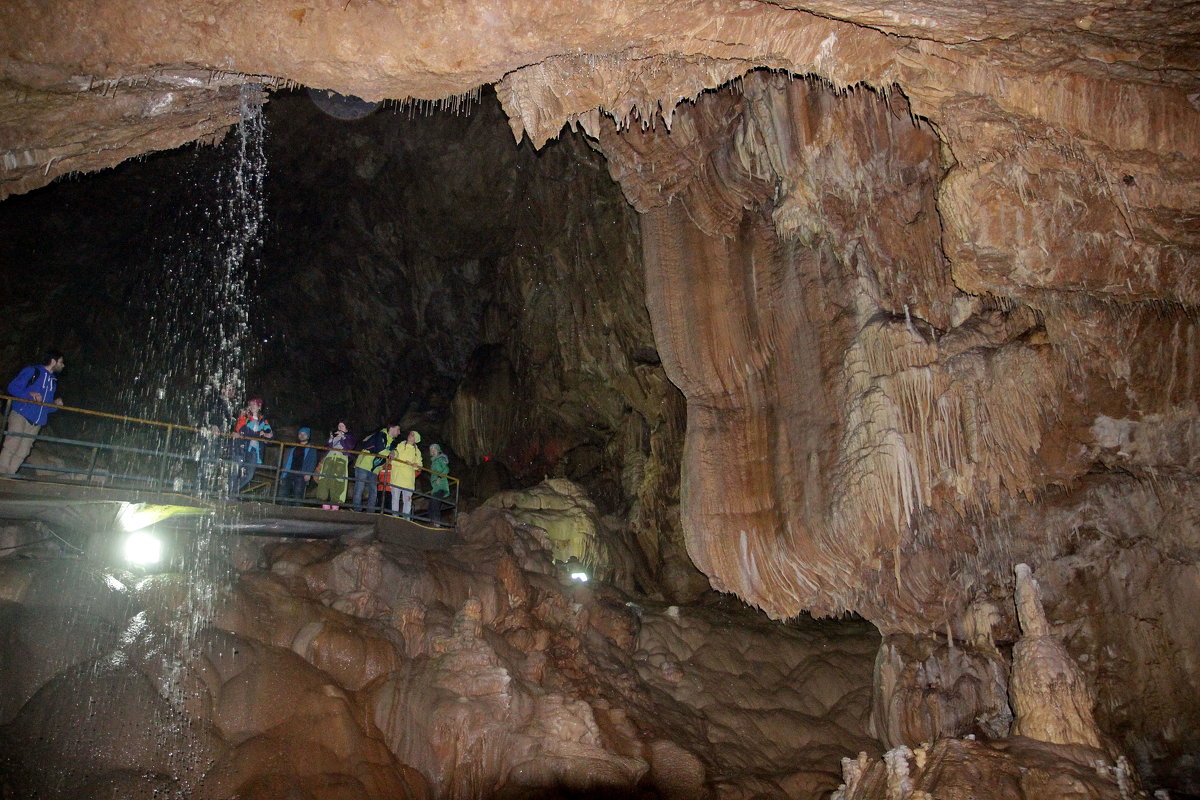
362 430 389 472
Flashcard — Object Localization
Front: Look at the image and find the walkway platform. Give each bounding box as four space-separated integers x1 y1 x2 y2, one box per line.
0 475 455 555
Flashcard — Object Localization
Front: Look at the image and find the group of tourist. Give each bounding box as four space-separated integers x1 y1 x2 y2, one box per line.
202 385 453 523
1 352 454 524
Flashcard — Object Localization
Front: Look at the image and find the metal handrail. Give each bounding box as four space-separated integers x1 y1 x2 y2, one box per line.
0 394 460 525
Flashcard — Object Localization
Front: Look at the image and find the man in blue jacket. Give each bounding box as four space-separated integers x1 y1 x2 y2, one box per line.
0 350 66 476
280 426 319 505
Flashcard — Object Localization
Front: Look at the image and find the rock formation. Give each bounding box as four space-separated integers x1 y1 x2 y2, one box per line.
0 509 879 799
592 76 1199 788
831 563 1141 800
1009 563 1105 751
831 738 1144 800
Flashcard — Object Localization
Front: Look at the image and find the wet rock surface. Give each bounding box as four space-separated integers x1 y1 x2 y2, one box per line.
0 508 880 799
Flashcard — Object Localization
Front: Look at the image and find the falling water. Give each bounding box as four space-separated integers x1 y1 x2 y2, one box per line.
93 84 268 797
119 83 265 425
111 80 267 603
168 86 268 792
0 85 271 798
175 82 265 629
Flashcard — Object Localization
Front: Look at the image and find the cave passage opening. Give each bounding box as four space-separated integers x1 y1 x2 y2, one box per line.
0 84 670 517
0 78 713 605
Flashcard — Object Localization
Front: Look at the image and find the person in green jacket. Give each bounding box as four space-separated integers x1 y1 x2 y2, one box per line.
428 443 451 526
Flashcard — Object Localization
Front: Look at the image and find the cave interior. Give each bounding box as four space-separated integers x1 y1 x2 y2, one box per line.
0 3 1198 799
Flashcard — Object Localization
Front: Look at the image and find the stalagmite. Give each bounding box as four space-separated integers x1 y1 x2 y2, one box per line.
1009 563 1104 750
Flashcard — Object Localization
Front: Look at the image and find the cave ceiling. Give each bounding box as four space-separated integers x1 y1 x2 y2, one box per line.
2 0 1197 197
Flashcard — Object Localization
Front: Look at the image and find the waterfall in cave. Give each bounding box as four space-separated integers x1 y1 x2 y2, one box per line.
103 85 271 800
157 84 269 719
6 87 273 800
118 82 265 432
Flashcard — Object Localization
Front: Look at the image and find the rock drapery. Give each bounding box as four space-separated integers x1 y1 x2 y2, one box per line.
2 0 1200 794
601 72 1199 787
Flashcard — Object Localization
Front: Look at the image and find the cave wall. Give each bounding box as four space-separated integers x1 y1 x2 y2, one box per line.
251 90 523 432
242 90 698 599
441 114 694 595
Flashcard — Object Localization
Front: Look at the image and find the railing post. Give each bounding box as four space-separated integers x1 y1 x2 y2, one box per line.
271 440 283 504
452 476 460 525
156 425 174 490
86 445 99 485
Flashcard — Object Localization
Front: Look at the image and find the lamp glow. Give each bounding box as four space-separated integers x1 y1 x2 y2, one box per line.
123 531 163 566
118 503 162 532
117 502 203 532
569 571 589 582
